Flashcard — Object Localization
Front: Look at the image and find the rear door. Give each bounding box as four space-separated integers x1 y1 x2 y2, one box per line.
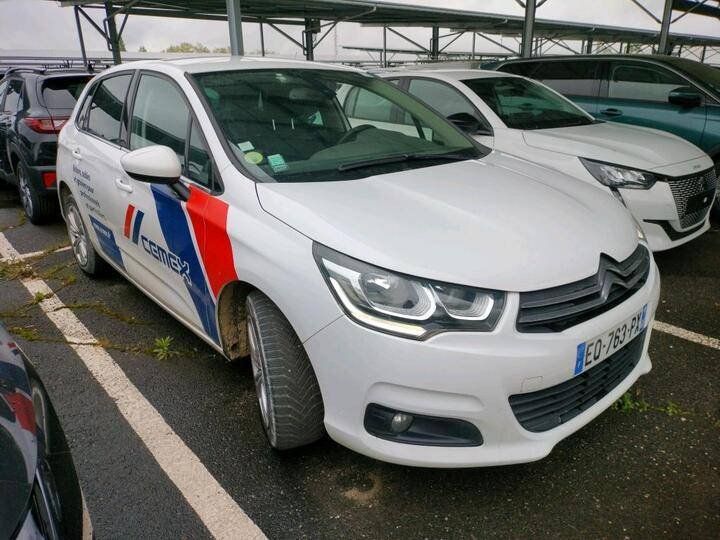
525 59 602 115
602 60 707 147
0 80 9 175
0 79 23 177
70 72 134 272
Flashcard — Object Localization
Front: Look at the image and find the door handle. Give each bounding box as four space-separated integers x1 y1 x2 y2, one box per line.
600 108 623 117
71 148 82 159
114 177 133 193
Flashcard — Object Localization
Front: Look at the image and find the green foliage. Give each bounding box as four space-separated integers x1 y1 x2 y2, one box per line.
152 336 178 360
165 42 210 53
138 45 148 52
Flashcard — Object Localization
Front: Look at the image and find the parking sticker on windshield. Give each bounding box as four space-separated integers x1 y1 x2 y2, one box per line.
245 151 264 165
237 141 254 152
267 154 288 172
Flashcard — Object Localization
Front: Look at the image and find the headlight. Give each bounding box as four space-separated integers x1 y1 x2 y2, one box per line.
580 158 658 189
313 243 505 339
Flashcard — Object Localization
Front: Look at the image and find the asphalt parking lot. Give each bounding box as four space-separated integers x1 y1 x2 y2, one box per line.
0 187 718 540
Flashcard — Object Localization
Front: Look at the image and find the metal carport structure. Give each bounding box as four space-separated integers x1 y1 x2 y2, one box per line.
54 0 720 67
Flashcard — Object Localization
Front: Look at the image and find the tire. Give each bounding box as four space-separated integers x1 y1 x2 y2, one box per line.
61 191 108 276
17 161 56 224
246 291 325 450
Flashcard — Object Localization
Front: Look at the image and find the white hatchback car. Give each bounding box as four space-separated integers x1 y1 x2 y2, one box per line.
377 69 716 251
57 58 660 467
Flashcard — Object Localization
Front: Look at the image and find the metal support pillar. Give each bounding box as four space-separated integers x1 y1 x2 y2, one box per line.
625 42 631 53
304 19 319 61
104 1 121 64
260 22 265 56
658 0 673 55
226 0 244 55
584 37 593 54
701 45 707 62
430 26 440 60
382 26 387 67
74 6 89 70
471 31 476 59
521 0 537 58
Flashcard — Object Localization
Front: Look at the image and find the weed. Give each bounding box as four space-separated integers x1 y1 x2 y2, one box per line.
8 326 40 341
152 336 178 361
614 392 650 413
33 291 51 304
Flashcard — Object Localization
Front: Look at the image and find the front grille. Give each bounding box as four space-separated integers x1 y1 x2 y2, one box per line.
667 168 717 229
509 329 646 432
517 245 650 333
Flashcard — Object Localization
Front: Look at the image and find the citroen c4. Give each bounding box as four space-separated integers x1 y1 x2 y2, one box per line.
56 58 660 467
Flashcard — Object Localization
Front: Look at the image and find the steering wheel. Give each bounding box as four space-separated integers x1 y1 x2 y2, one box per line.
338 124 376 145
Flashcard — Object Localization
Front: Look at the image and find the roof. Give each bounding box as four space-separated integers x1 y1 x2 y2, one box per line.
375 68 513 81
99 55 365 75
57 0 720 48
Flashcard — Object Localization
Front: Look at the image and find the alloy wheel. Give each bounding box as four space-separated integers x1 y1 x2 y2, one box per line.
66 203 89 268
18 166 33 217
247 313 275 443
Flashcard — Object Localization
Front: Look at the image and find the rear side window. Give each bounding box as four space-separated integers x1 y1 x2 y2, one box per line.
608 62 687 102
129 74 189 164
407 78 476 118
42 76 92 109
85 74 132 144
3 80 24 113
528 61 600 97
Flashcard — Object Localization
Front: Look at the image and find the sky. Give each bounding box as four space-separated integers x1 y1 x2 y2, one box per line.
0 0 718 60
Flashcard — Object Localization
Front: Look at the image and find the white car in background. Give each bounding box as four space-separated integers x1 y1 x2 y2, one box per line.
57 58 659 467
376 69 716 251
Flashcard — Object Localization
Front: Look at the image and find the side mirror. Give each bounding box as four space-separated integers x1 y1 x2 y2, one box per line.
668 87 702 108
120 145 181 184
446 112 491 136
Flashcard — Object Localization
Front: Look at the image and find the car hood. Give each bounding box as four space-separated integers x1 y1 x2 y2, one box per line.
0 326 36 539
257 152 639 292
522 121 706 171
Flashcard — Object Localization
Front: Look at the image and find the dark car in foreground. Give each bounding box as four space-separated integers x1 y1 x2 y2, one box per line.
0 69 92 223
495 55 720 217
0 324 91 539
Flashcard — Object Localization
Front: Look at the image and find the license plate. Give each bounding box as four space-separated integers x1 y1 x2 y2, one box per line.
574 304 648 375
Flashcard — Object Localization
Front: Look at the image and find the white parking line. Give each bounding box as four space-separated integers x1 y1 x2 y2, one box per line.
653 320 720 351
0 243 71 263
0 232 266 540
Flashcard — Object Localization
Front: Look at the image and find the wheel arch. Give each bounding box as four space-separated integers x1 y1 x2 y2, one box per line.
215 279 256 360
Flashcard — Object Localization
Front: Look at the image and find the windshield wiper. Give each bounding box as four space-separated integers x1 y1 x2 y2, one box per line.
337 152 472 172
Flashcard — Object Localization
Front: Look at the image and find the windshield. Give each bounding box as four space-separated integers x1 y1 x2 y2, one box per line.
192 69 483 182
461 76 594 130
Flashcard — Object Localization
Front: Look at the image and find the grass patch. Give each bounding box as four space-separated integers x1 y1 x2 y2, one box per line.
7 326 40 341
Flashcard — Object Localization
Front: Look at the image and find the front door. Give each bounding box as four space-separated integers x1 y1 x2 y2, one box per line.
601 61 707 147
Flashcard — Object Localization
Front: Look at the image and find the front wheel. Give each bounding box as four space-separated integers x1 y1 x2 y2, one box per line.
246 291 325 450
62 191 108 276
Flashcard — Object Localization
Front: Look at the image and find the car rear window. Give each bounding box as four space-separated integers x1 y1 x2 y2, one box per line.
41 76 92 109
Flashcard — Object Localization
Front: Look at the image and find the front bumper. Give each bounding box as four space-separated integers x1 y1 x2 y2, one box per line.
305 259 660 468
620 164 716 251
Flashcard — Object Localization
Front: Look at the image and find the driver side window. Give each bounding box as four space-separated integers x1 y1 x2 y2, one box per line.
609 63 688 103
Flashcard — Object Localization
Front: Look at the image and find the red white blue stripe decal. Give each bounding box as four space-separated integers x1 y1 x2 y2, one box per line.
124 205 145 245
150 185 238 344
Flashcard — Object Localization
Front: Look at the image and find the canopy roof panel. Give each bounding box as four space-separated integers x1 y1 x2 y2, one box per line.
56 0 720 47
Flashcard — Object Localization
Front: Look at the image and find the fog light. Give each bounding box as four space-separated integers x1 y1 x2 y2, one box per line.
390 412 413 433
364 403 483 447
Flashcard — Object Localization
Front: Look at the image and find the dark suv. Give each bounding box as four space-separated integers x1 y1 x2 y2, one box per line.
0 69 92 223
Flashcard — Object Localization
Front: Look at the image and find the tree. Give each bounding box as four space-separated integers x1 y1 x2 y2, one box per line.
212 47 230 53
164 42 210 53
138 45 148 52
118 37 126 52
